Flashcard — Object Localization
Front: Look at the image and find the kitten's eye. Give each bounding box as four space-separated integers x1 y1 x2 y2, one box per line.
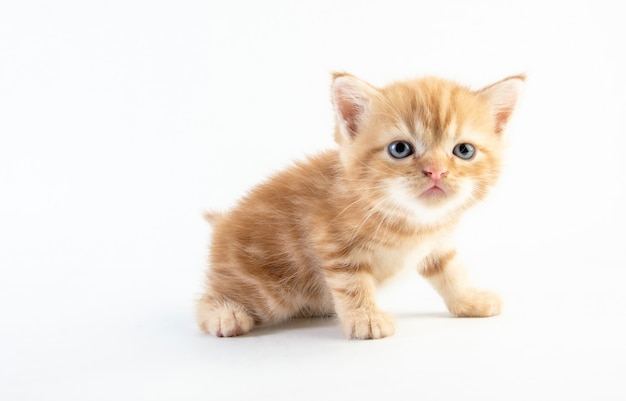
453 143 476 160
388 141 414 159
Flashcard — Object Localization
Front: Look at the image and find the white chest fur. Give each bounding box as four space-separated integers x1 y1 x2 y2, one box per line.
369 231 453 283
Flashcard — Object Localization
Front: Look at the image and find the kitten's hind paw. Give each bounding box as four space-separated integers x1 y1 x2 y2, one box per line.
197 299 255 337
446 289 502 318
341 309 396 340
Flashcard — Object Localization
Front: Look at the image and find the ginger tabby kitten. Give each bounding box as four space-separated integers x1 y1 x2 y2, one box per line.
197 72 524 339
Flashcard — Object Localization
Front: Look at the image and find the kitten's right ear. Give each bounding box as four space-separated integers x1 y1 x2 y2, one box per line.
331 72 378 142
478 74 526 135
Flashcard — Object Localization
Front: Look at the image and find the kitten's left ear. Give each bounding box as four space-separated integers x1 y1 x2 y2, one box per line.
331 72 379 142
478 75 525 134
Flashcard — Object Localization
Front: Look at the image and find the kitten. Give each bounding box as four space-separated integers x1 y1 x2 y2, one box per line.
197 72 524 339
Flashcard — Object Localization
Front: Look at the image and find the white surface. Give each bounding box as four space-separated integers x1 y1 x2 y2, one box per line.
1 1 625 400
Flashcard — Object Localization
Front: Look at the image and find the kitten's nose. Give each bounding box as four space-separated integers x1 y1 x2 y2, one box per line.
422 167 448 181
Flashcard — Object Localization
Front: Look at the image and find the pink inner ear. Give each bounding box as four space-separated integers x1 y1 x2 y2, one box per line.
480 76 524 135
494 108 513 135
335 89 364 137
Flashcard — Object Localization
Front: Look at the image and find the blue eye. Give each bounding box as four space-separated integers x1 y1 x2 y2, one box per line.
453 143 475 160
388 141 414 159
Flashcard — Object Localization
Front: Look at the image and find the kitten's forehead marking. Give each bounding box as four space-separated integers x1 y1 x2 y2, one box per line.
412 109 459 152
384 80 475 152
411 84 464 148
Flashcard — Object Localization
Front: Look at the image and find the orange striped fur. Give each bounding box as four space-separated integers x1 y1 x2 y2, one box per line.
197 72 524 339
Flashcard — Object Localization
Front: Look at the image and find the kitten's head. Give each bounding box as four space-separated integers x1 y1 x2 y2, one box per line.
331 72 524 226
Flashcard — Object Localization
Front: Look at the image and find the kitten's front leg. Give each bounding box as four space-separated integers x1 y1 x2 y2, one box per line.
324 265 395 340
421 251 502 317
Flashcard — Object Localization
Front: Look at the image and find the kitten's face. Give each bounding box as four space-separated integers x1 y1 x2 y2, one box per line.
332 74 523 225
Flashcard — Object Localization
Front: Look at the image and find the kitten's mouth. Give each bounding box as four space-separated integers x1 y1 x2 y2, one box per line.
420 185 447 198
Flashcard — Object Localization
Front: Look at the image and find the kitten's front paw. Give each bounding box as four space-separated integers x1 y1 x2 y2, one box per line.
341 309 396 340
446 289 502 317
197 300 255 337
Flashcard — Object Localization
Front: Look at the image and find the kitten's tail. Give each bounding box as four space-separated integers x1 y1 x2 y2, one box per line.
203 210 222 225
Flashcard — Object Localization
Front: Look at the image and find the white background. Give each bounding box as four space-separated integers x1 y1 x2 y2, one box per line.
1 1 625 400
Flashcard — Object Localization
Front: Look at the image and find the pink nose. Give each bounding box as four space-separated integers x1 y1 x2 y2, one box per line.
422 167 448 181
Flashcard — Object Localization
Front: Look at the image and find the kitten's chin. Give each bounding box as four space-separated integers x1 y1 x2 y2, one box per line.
385 180 471 226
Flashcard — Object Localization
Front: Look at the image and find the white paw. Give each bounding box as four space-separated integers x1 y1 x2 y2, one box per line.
446 289 502 317
197 301 255 337
341 309 396 339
